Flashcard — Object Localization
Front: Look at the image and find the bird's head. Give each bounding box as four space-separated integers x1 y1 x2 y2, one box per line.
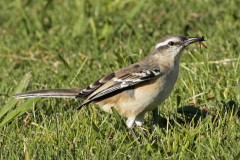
151 35 205 60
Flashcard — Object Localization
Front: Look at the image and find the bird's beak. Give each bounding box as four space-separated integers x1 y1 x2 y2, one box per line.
183 36 205 46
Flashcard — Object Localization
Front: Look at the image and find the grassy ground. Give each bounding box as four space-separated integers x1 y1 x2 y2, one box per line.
0 0 239 159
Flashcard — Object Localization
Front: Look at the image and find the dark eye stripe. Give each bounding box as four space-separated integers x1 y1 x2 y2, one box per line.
155 41 182 51
174 42 182 45
168 41 174 46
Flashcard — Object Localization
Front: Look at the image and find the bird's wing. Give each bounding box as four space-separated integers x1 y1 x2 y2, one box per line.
78 63 163 108
75 72 115 98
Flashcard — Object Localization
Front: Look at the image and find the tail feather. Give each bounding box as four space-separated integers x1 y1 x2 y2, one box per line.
13 88 82 99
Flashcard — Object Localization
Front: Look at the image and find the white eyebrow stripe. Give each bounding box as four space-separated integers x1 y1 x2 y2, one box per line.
155 39 176 49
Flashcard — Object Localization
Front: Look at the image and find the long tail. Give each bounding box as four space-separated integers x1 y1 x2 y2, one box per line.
13 88 82 99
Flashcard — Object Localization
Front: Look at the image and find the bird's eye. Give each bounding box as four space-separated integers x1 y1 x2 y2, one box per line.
168 41 174 46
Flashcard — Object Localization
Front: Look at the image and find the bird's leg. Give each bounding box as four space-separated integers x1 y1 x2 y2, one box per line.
135 113 145 127
130 128 137 140
126 116 136 128
126 117 138 139
152 108 167 128
152 108 160 125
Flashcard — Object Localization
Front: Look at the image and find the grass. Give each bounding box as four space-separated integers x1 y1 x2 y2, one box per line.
0 0 239 159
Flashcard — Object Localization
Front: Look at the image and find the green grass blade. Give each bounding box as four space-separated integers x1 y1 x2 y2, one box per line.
0 72 32 119
0 98 36 128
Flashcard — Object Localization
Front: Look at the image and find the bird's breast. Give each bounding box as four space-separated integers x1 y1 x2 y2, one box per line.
147 63 179 109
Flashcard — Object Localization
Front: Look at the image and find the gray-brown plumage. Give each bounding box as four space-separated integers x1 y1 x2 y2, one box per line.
13 35 205 128
14 88 82 99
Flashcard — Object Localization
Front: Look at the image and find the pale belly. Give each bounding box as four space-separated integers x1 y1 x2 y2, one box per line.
96 66 179 117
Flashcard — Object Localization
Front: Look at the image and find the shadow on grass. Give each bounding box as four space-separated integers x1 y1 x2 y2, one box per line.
153 100 239 128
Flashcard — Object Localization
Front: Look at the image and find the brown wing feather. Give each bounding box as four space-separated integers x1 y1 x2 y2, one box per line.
75 72 115 98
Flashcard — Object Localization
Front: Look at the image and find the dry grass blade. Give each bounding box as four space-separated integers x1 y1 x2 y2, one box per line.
181 58 238 65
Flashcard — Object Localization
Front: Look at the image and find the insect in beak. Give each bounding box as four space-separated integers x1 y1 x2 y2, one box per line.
183 36 207 48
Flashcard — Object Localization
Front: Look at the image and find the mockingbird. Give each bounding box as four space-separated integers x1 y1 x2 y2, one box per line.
14 35 205 128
